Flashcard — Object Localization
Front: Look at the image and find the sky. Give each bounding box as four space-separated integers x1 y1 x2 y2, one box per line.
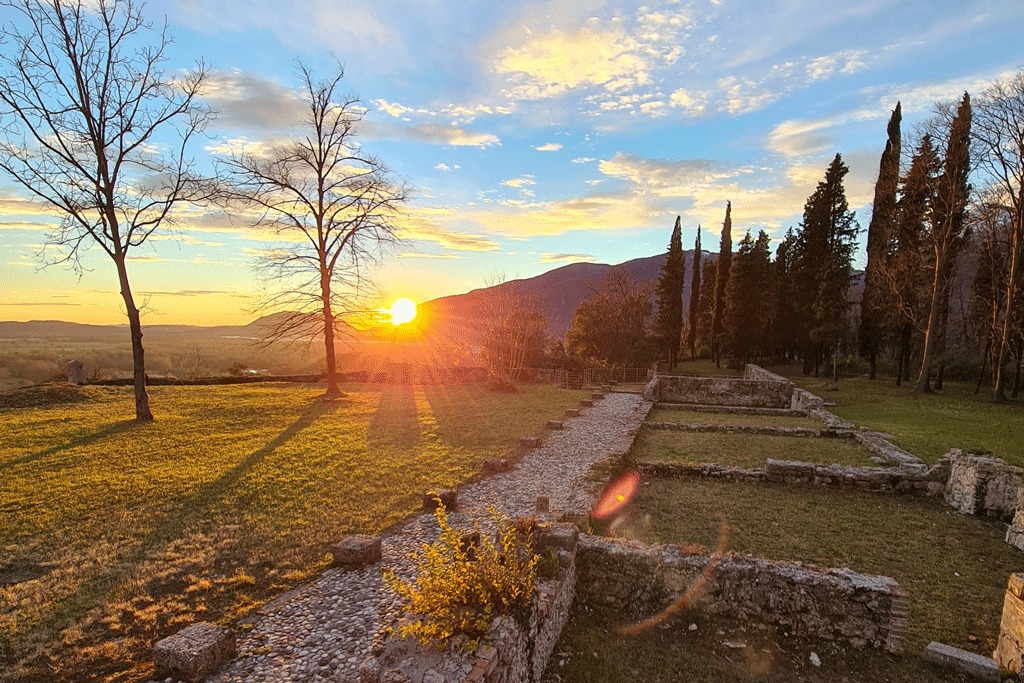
1 0 1022 326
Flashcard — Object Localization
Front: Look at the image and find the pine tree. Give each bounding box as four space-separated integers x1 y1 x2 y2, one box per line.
859 103 901 379
654 216 686 369
686 226 703 360
916 93 972 393
711 202 733 368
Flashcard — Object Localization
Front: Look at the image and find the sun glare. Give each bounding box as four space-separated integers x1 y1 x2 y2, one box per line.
389 297 417 325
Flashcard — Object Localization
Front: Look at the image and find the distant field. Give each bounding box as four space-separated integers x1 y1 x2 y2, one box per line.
0 382 583 682
765 365 1024 465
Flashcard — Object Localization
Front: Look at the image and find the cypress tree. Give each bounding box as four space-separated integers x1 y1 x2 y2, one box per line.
654 216 686 369
916 93 972 393
793 154 859 377
889 135 938 386
859 102 901 380
696 259 718 356
770 228 798 361
723 230 773 365
686 226 702 360
711 202 733 368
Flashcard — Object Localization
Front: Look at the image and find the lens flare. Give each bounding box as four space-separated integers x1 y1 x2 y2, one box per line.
592 469 640 520
616 521 732 636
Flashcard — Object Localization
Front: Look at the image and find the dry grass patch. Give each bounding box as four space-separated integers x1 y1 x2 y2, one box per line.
630 430 878 469
0 382 583 683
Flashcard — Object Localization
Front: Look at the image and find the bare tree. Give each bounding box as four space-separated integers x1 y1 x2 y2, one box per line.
0 0 209 421
973 72 1024 402
217 64 407 399
473 278 547 389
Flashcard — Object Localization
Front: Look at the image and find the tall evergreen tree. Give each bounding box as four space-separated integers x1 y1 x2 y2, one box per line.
859 103 902 379
711 202 733 368
793 154 859 377
916 93 972 393
770 228 798 360
654 216 686 369
723 230 773 365
686 226 703 360
886 135 939 386
695 259 718 356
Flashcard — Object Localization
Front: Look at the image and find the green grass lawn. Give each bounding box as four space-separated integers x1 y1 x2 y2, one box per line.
645 408 822 429
765 364 1024 465
0 382 583 683
630 430 878 469
628 478 1020 654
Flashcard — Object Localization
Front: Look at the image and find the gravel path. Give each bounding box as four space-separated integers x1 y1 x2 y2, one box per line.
163 392 649 683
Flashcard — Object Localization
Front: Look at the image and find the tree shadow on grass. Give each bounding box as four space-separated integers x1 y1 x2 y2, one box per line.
17 398 340 675
0 420 136 473
366 383 420 449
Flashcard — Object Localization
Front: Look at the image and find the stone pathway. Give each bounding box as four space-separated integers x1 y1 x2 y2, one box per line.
159 393 649 683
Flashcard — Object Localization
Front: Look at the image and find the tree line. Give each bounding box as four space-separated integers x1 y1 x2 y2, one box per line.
554 71 1024 404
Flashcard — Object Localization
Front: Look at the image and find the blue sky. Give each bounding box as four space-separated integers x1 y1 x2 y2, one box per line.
1 0 1022 324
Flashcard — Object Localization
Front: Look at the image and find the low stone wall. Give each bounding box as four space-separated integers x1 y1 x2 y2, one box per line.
743 365 825 411
945 449 1022 521
852 432 925 468
792 388 826 411
644 422 851 439
655 375 794 408
575 535 907 653
653 403 808 418
636 459 948 495
743 364 788 383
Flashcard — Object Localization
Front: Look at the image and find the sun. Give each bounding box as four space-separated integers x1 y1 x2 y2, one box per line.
389 297 417 325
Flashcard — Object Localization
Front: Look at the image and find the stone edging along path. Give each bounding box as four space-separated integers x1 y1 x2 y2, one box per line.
157 393 651 683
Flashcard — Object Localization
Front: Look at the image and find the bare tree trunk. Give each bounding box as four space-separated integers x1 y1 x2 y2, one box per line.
916 252 949 393
993 221 1021 402
976 337 991 394
934 287 951 390
1013 339 1022 399
115 256 153 422
321 274 343 399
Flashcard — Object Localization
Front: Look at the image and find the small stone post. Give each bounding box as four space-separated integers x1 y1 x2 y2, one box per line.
995 573 1024 672
67 360 86 385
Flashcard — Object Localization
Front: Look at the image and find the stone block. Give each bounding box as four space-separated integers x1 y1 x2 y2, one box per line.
482 458 511 476
547 420 564 430
535 496 549 513
995 573 1024 672
537 522 578 551
67 360 86 385
564 408 580 418
422 489 457 511
332 535 382 569
519 436 541 448
923 642 999 682
153 622 236 683
591 392 605 400
601 384 612 393
579 399 594 408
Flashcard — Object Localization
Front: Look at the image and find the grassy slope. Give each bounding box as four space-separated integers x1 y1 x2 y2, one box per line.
630 430 879 469
0 382 583 682
765 365 1023 465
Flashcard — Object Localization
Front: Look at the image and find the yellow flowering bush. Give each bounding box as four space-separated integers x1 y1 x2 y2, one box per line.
384 501 539 645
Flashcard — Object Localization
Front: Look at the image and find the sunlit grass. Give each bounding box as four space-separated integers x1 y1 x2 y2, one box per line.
0 382 583 682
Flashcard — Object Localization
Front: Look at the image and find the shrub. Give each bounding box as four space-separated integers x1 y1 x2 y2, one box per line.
384 501 539 646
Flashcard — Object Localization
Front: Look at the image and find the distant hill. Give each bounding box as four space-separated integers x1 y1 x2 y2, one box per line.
420 251 712 338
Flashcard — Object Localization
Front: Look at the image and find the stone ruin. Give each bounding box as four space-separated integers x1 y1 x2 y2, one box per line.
67 359 86 385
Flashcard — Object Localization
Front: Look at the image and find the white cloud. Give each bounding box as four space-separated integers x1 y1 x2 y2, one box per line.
535 143 563 152
202 70 307 132
361 120 500 148
572 157 596 163
539 252 598 264
502 176 536 189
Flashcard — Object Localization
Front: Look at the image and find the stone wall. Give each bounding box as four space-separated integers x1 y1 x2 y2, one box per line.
636 459 948 495
643 422 849 439
655 375 794 408
995 573 1024 672
944 449 1022 521
742 365 825 412
575 535 907 653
